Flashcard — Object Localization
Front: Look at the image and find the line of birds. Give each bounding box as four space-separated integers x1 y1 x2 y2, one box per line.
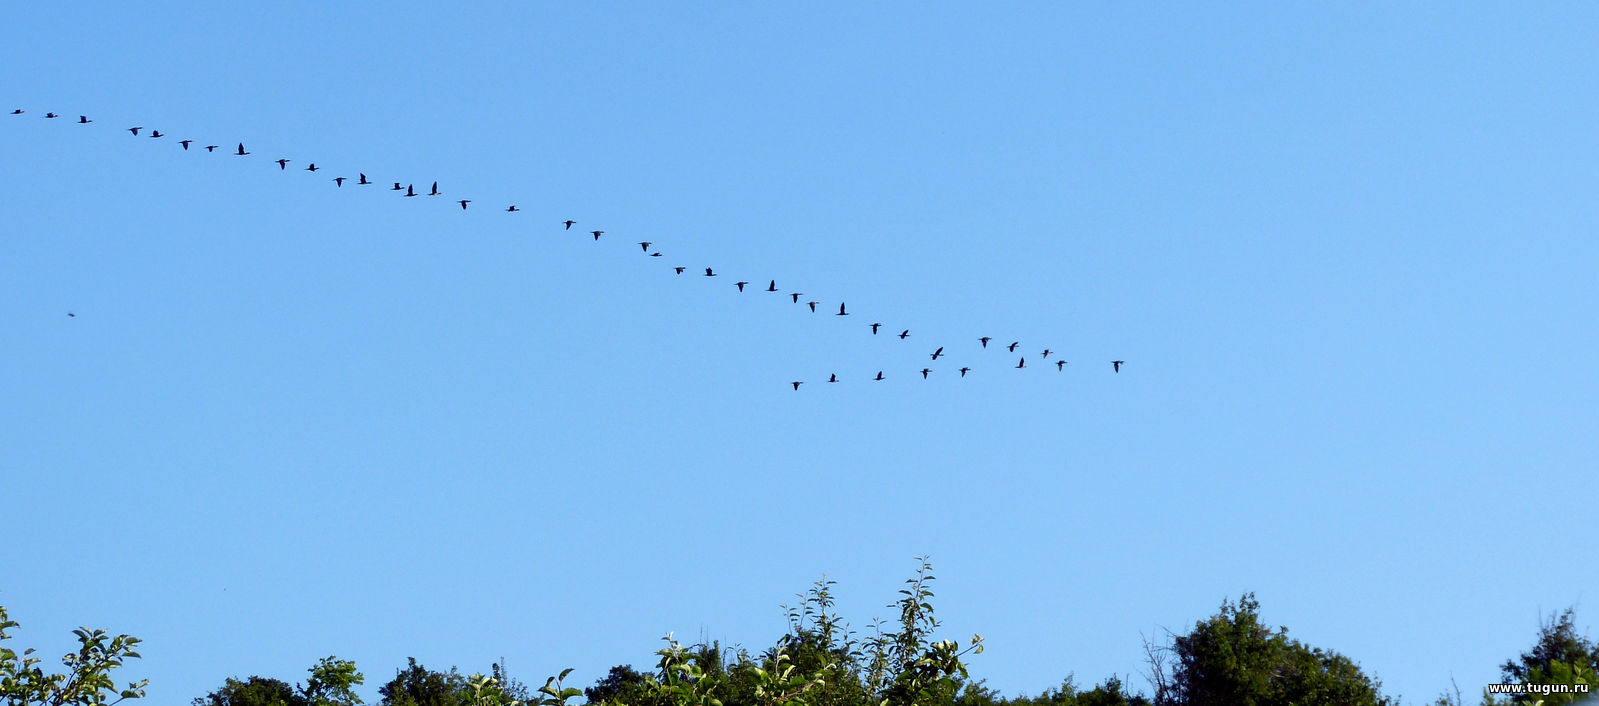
10 107 1127 388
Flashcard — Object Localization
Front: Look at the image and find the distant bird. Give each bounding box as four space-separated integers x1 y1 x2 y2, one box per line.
67 312 76 318
333 177 346 187
921 368 931 379
148 130 162 138
128 126 142 135
807 301 818 312
837 302 849 316
9 109 22 115
1016 357 1026 369
591 230 604 240
205 145 219 152
639 242 652 252
404 184 417 197
391 182 404 191
871 323 882 334
179 139 193 150
1056 360 1067 371
234 143 249 155
429 181 441 196
77 115 91 124
979 336 992 348
874 371 885 381
735 281 749 292
791 381 803 390
506 205 519 212
564 220 576 230
828 374 838 383
704 268 716 277
1041 349 1052 359
650 252 662 257
766 280 777 292
1112 360 1124 373
1007 341 1019 352
790 293 802 303
674 267 687 274
960 367 971 377
305 163 318 172
44 112 58 118
276 159 290 170
457 199 471 210
358 173 371 185
931 347 944 360
899 330 910 339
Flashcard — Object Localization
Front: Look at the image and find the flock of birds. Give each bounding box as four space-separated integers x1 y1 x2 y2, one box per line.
10 107 1126 388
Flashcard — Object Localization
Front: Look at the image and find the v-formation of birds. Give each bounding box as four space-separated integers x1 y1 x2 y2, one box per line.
11 107 1127 388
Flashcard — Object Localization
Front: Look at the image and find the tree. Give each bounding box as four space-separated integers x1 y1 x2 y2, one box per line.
0 602 147 706
1484 607 1598 706
192 677 306 706
192 657 363 706
379 659 469 706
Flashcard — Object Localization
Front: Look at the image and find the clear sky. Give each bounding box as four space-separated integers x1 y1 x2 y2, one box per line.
2 3 1595 704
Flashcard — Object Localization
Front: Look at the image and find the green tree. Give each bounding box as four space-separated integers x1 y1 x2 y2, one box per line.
379 659 469 706
1481 607 1598 706
192 677 306 706
0 602 147 706
193 657 363 706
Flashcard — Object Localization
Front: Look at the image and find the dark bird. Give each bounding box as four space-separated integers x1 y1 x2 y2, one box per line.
276 159 290 170
807 301 818 312
391 182 403 191
44 112 58 118
564 220 576 230
333 177 346 187
735 281 749 292
458 199 471 210
837 302 848 316
1007 341 1020 352
179 139 192 150
921 368 931 379
791 381 803 390
1016 357 1026 369
358 173 371 185
429 181 441 196
205 145 219 152
404 184 417 197
1056 360 1067 371
9 109 22 115
674 267 687 274
828 374 838 383
931 347 944 360
790 293 802 303
67 312 76 317
766 280 777 292
979 336 992 348
639 242 652 252
1041 349 1052 359
899 330 910 339
305 163 318 172
591 230 604 240
871 323 882 334
1112 360 1124 373
506 205 519 212
705 268 716 277
960 367 971 377
149 130 162 138
128 126 142 135
235 143 249 155
77 115 91 124
650 252 662 257
874 371 885 381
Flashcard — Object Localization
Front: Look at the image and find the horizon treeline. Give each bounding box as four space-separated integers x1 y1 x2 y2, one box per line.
3 559 1594 706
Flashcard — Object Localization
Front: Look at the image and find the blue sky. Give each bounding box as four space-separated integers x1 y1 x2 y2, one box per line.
2 3 1595 704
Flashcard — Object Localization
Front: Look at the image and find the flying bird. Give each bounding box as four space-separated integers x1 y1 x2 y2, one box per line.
979 336 992 348
179 139 192 150
429 181 441 196
921 368 931 379
828 374 838 383
791 381 803 390
766 280 777 292
871 323 882 334
790 293 802 303
1056 360 1067 371
128 127 142 135
874 371 884 381
305 163 318 172
9 109 22 115
276 159 290 170
44 112 58 118
358 173 371 185
457 199 471 210
149 130 162 138
235 143 249 155
1007 342 1020 352
735 281 749 292
591 230 604 240
639 242 652 252
960 367 971 377
1112 360 1124 373
931 347 944 360
1041 349 1052 359
674 267 686 274
404 184 417 197
899 330 910 339
333 177 346 187
391 182 403 191
705 268 716 277
650 252 662 257
807 301 818 312
205 145 219 152
78 115 91 124
506 205 519 212
1016 357 1026 369
564 220 576 230
67 312 76 317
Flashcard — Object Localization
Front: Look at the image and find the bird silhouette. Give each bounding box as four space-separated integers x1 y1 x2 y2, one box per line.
429 182 441 196
234 143 249 155
591 230 604 240
1056 360 1067 371
564 220 576 230
1016 357 1026 369
391 182 404 191
358 173 371 185
960 367 971 377
674 267 687 274
837 302 849 316
128 127 142 135
899 330 910 339
931 347 944 360
9 109 22 115
179 139 193 150
979 336 992 348
333 177 346 187
639 242 652 252
807 301 818 312
736 281 749 292
790 293 802 303
1041 349 1052 359
872 371 885 381
650 252 662 257
1112 360 1124 373
921 368 931 379
67 312 76 318
791 381 803 390
506 205 519 212
766 280 777 292
148 130 162 138
404 184 417 197
1007 342 1019 352
457 199 471 210
705 268 717 277
276 159 290 170
871 323 882 334
44 112 58 118
305 163 318 172
205 145 219 152
78 115 91 124
828 374 838 383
